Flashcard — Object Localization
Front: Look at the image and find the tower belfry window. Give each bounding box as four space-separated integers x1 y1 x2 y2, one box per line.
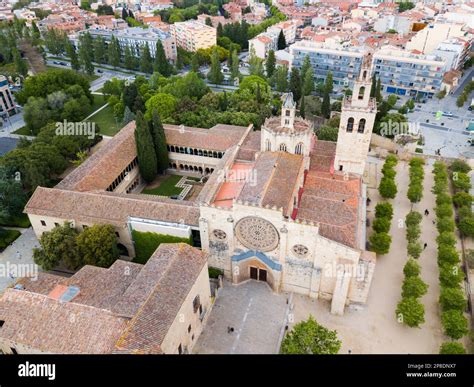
358 118 366 133
347 117 354 132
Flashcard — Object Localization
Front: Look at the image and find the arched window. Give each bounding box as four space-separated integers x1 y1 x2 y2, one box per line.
265 139 271 151
358 86 365 100
295 142 304 155
347 117 354 132
358 118 366 133
363 70 367 80
279 143 287 152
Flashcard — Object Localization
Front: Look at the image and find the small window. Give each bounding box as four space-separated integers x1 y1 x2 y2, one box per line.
346 117 354 132
40 220 46 226
0 320 4 327
285 110 290 116
115 232 120 238
11 347 17 355
54 222 59 227
188 324 192 333
339 165 343 171
178 344 182 355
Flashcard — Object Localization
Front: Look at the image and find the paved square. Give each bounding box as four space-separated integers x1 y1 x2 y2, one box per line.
194 280 289 354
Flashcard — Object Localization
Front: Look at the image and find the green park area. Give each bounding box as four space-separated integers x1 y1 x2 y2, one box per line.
141 175 183 197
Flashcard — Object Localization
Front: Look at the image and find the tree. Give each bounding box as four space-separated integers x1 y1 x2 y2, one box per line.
0 166 28 222
302 66 314 96
438 245 459 265
274 65 288 92
248 47 264 78
369 232 391 255
140 44 153 74
375 77 382 102
439 342 466 354
407 183 423 204
134 111 157 183
208 46 224 85
373 217 391 233
122 106 135 126
440 287 466 312
450 160 471 174
407 241 422 259
316 126 338 141
144 93 177 121
325 71 333 94
403 258 421 278
13 48 28 77
379 176 397 199
93 36 107 63
154 40 172 77
441 310 469 339
265 49 276 79
439 263 464 288
436 232 457 248
437 217 455 233
452 192 472 208
122 83 138 112
405 224 421 243
124 45 136 70
78 32 94 75
108 36 121 68
321 90 330 119
121 7 128 21
191 53 201 74
150 110 169 173
458 216 474 237
370 74 377 98
402 276 428 298
230 49 240 80
375 202 393 220
76 224 119 268
33 222 81 271
23 97 52 135
277 30 286 50
280 316 341 354
396 297 425 327
289 68 302 104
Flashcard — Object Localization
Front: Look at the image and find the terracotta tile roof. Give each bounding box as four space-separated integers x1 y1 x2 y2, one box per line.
164 124 249 152
24 187 200 227
0 289 128 354
114 243 207 353
238 152 304 216
237 130 260 161
0 244 207 354
310 140 337 173
57 121 137 192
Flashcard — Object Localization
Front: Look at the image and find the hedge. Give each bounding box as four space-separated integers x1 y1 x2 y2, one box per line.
131 230 193 264
0 228 21 251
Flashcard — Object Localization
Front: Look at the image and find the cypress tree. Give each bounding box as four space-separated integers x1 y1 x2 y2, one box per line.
154 40 172 77
289 68 302 103
370 73 377 98
300 95 305 119
150 110 169 174
134 111 157 183
266 49 276 78
140 44 153 74
322 90 331 119
277 30 286 50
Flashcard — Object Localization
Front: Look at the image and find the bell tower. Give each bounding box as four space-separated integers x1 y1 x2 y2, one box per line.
333 55 376 176
281 92 296 129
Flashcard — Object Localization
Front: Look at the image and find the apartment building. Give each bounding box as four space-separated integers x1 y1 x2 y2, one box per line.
0 76 16 117
432 37 471 71
405 21 467 54
249 33 277 59
170 20 216 52
373 14 413 35
268 19 302 45
373 46 446 98
83 27 177 62
290 40 366 88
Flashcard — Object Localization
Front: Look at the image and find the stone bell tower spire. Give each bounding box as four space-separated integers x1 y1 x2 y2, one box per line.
280 92 296 130
333 54 377 176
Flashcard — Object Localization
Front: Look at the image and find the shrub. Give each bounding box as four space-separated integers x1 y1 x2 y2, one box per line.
450 160 471 174
436 232 457 248
403 258 421 278
407 241 422 259
131 230 193 264
379 176 397 199
375 202 394 220
396 297 425 327
405 211 422 227
437 245 460 265
373 217 391 233
369 232 392 255
439 342 466 354
385 154 398 167
406 224 421 243
0 228 21 251
452 192 472 208
440 287 467 312
452 172 471 192
441 310 469 339
439 263 464 288
435 192 452 206
437 217 455 233
458 216 474 237
401 276 428 298
435 203 454 218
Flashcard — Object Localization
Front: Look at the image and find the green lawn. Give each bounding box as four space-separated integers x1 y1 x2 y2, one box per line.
84 94 107 117
0 214 31 228
0 228 21 251
86 104 120 136
142 175 183 197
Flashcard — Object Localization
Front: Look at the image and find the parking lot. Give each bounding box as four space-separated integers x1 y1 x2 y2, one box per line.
194 280 289 354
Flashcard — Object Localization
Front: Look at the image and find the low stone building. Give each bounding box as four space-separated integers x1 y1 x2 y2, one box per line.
0 243 211 354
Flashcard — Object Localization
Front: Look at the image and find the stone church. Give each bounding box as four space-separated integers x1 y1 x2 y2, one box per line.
25 62 377 315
